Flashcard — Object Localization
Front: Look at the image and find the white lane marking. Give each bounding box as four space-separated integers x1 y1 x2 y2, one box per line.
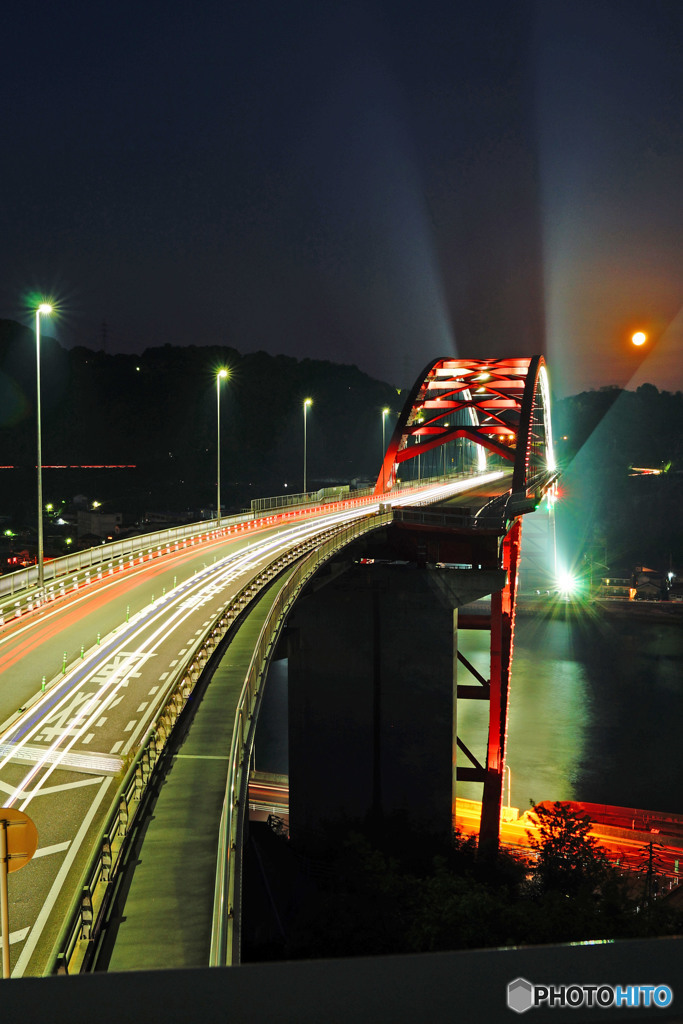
137 703 148 712
158 672 168 680
148 686 159 694
124 720 136 732
4 502 389 800
10 928 29 945
110 741 123 753
169 659 178 667
23 776 105 798
82 733 94 745
96 717 107 727
177 648 188 656
33 841 70 859
13 776 113 977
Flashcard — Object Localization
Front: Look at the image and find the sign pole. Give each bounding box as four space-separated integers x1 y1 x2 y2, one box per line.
0 820 9 979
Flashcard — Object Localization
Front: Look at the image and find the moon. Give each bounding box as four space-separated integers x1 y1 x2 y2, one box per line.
632 332 647 346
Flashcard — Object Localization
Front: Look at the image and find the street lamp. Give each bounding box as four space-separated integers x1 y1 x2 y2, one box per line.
303 398 313 494
381 408 390 493
35 303 52 589
216 369 229 526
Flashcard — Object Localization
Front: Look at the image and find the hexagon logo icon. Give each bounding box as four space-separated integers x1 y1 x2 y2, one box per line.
508 977 534 1014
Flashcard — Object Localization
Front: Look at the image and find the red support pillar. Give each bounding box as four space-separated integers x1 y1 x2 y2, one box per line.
478 518 522 861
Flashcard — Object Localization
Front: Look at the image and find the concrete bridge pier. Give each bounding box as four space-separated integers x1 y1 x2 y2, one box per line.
285 561 506 855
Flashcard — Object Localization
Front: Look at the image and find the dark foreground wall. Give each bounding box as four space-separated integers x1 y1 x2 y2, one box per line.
6 937 682 1024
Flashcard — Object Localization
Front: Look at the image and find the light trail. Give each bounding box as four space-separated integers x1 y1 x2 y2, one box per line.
0 504 373 806
1 473 504 810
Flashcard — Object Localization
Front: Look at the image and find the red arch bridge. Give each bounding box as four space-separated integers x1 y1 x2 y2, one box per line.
0 354 557 975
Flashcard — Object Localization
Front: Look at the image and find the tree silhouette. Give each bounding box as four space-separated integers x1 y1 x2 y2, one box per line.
526 801 609 895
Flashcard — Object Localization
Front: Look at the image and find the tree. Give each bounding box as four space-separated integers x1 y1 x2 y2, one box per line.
526 801 609 895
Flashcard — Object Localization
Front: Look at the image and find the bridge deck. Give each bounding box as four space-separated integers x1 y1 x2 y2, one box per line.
98 568 297 972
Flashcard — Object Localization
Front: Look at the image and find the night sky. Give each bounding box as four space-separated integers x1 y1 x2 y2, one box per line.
3 0 681 396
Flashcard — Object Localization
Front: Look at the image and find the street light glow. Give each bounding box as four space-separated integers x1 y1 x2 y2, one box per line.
556 571 578 596
303 399 313 492
631 331 647 346
216 370 229 526
35 302 54 590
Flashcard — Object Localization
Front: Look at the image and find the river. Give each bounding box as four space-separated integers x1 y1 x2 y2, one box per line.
458 606 683 815
256 606 683 818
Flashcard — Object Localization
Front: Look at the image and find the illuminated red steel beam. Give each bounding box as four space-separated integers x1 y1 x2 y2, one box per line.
374 355 554 497
376 355 555 862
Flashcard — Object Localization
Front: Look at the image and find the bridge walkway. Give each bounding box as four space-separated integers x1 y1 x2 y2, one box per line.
95 567 298 973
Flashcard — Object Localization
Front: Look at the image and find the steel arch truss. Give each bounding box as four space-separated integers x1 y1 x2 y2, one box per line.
374 355 557 860
374 356 555 496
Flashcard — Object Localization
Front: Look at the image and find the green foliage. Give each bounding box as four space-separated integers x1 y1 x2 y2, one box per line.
249 814 683 963
525 801 609 895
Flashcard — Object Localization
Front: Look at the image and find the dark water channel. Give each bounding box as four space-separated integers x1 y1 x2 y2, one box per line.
255 609 683 818
459 608 683 815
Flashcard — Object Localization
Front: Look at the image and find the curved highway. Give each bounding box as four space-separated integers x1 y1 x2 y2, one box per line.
0 473 504 975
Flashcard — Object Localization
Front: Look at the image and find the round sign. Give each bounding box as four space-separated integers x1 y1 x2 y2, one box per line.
0 807 38 872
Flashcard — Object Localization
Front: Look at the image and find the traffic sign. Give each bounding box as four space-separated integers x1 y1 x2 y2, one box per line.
0 808 38 872
1 807 38 979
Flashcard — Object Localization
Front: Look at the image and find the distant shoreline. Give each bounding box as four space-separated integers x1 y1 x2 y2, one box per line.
516 596 683 624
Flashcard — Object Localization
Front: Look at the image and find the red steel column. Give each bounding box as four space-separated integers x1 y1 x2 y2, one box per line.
478 518 522 861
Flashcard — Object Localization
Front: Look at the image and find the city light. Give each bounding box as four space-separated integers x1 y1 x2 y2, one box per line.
556 571 579 596
631 331 647 346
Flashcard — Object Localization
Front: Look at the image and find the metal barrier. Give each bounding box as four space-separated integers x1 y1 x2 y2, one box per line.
44 513 361 975
251 485 363 513
209 508 394 967
0 512 250 599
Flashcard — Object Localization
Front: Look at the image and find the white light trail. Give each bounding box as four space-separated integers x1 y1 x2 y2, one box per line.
1 472 502 807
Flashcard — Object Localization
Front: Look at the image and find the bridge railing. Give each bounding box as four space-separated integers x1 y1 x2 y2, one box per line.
210 508 394 967
44 510 374 975
393 507 506 531
0 512 251 600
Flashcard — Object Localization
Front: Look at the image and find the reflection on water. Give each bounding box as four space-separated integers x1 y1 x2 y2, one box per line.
458 611 683 815
257 611 683 818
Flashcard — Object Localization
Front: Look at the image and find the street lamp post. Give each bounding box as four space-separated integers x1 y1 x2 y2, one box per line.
381 408 390 493
35 303 52 589
303 398 313 494
216 369 228 526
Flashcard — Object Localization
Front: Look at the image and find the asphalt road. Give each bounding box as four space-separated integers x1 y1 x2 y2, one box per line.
0 475 503 976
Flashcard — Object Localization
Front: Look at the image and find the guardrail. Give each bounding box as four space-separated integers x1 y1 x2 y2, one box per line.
393 507 506 530
44 513 364 975
251 485 363 513
1 468 484 613
209 508 394 967
0 512 251 600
